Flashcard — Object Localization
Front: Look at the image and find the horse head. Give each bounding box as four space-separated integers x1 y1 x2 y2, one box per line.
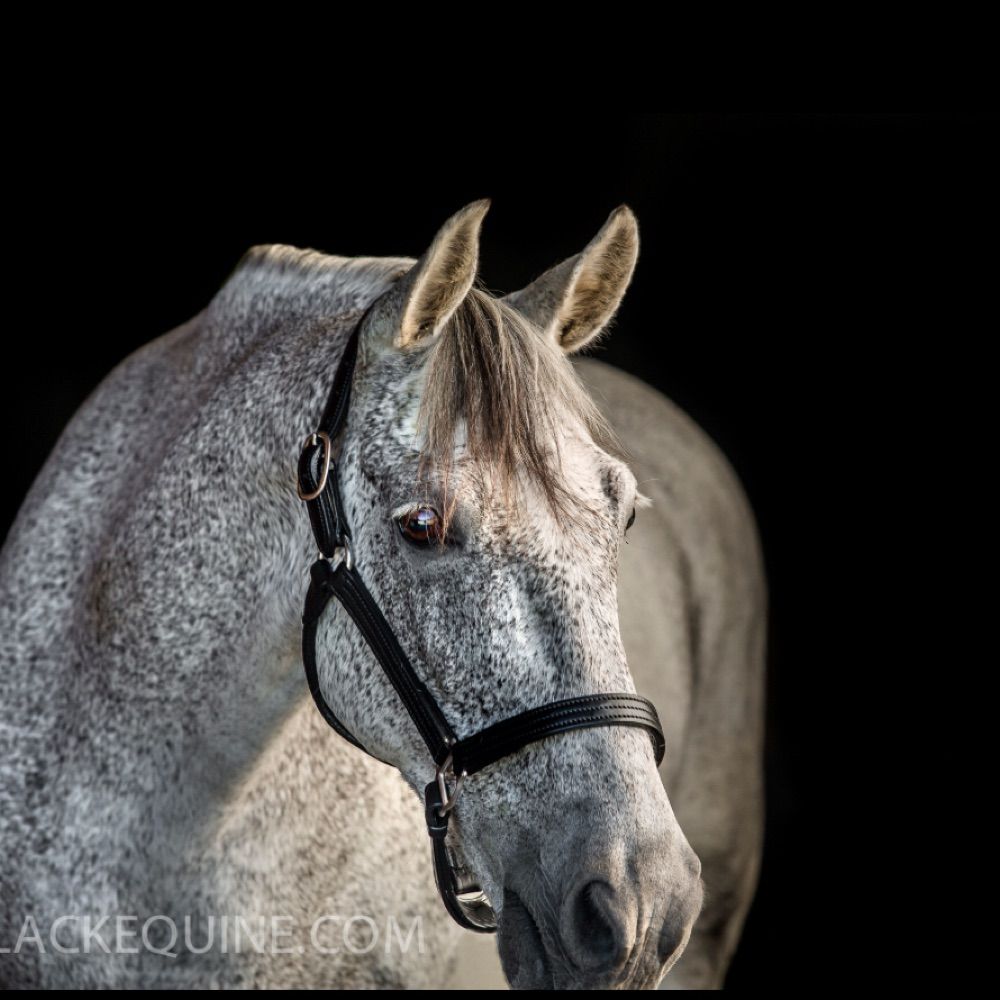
309 200 703 989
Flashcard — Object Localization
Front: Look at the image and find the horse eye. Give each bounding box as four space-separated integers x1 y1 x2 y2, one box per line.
397 505 444 546
625 507 636 532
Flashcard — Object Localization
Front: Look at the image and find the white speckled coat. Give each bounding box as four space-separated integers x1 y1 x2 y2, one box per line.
0 202 766 989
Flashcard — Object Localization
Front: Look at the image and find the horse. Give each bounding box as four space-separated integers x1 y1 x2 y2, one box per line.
0 200 767 989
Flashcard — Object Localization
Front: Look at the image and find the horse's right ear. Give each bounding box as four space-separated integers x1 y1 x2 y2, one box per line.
378 199 491 352
502 205 639 354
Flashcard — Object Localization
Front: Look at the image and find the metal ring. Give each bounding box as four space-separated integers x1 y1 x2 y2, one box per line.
435 754 467 818
297 431 332 501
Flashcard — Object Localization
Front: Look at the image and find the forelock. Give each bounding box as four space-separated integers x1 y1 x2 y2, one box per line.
414 285 626 536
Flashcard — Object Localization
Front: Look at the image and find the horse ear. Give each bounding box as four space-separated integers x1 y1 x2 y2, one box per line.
503 205 639 354
394 198 491 349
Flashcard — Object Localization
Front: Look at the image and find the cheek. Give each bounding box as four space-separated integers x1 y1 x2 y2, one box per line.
411 565 492 664
522 520 619 600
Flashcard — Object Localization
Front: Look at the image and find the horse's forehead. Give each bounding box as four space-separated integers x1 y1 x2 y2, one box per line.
384 407 608 497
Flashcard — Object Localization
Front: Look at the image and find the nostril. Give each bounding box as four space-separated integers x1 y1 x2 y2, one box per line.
562 880 631 973
578 882 619 966
657 914 687 966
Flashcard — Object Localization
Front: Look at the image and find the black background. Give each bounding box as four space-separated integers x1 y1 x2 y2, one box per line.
5 114 994 985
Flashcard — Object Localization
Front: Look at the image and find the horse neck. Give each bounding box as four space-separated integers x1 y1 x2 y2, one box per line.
142 254 410 829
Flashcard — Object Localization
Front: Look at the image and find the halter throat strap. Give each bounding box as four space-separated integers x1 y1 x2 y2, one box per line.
296 292 665 933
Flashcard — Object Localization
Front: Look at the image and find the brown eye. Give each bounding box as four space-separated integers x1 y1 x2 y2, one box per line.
626 507 636 532
397 505 444 546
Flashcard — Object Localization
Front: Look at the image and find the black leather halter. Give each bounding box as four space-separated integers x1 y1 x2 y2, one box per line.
296 292 666 933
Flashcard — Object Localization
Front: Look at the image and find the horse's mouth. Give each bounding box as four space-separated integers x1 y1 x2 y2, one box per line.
497 887 554 989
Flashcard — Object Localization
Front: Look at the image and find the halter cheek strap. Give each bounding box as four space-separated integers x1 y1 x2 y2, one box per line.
296 292 666 933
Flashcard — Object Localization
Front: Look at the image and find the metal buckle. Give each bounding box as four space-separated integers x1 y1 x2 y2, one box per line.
325 536 354 573
297 431 332 501
435 753 467 818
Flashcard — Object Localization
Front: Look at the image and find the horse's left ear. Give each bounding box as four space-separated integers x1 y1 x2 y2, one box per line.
503 205 639 354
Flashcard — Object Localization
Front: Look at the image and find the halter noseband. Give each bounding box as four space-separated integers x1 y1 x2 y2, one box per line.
296 290 665 933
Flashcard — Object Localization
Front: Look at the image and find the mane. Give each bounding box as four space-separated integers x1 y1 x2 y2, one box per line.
233 243 414 286
209 243 417 333
416 284 627 536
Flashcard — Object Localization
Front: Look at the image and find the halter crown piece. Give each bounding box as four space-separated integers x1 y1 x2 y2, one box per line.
296 289 665 932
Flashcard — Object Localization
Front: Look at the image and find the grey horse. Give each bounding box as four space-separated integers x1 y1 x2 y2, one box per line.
0 200 766 989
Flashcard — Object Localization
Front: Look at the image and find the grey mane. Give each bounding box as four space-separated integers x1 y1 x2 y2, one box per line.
208 243 417 334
